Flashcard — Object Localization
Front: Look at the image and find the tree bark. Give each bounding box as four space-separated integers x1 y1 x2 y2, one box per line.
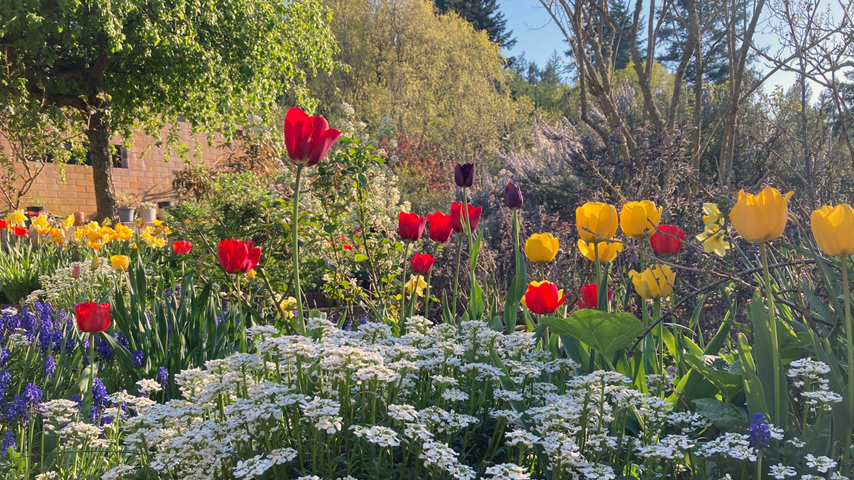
86 109 118 222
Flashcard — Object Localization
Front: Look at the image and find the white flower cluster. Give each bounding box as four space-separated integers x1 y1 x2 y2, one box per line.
117 319 814 480
26 259 118 305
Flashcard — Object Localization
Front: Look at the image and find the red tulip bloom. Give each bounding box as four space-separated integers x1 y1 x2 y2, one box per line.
343 244 354 252
523 281 568 315
428 212 453 244
411 252 436 275
173 240 192 255
284 107 342 167
505 182 523 209
577 283 614 309
451 202 482 234
218 239 262 274
11 226 28 236
398 212 427 242
650 224 685 256
75 302 111 332
71 266 82 279
0 219 7 229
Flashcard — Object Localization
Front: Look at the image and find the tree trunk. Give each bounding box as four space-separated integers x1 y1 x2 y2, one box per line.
86 110 118 222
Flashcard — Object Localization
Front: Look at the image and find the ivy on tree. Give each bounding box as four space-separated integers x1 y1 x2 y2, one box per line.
0 0 336 220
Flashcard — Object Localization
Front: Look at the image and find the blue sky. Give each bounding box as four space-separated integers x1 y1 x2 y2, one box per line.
497 0 848 100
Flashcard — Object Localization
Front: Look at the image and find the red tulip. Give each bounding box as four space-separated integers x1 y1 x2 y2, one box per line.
450 202 482 234
523 281 568 315
218 239 262 274
75 302 111 332
71 266 82 279
398 212 427 242
577 283 613 309
343 244 354 252
173 240 192 255
428 212 453 244
11 226 28 236
650 224 685 256
0 219 7 229
284 107 342 167
411 252 436 275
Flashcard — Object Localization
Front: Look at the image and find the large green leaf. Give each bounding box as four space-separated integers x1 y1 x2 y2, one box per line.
540 310 645 356
693 398 748 431
683 354 743 402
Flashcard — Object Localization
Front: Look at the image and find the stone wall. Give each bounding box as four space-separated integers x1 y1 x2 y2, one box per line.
1 121 226 217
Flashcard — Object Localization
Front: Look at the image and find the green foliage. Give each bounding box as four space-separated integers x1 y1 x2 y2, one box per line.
540 310 645 357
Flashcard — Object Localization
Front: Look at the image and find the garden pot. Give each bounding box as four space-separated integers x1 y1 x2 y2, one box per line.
118 207 136 223
138 208 157 223
74 211 85 226
157 201 174 220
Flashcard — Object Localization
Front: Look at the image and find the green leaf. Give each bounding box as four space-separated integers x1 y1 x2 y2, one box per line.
693 398 748 431
353 254 369 262
540 310 645 356
683 354 743 402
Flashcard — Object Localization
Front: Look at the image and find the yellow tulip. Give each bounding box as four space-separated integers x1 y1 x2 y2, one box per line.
576 202 618 243
695 226 730 257
729 187 794 243
811 204 854 257
110 255 130 271
620 201 662 239
577 239 622 262
525 233 560 264
629 265 676 299
405 274 428 297
246 269 257 279
90 256 101 270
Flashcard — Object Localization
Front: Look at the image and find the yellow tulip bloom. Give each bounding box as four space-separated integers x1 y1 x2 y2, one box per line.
620 200 662 239
811 204 854 257
577 239 622 262
695 226 730 257
110 255 130 271
729 187 793 243
629 265 676 299
576 202 619 243
525 233 560 264
405 274 428 297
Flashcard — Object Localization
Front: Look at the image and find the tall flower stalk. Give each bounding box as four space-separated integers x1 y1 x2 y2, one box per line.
283 106 342 330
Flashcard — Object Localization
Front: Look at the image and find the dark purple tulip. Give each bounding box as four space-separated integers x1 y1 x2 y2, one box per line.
505 182 523 209
454 163 475 188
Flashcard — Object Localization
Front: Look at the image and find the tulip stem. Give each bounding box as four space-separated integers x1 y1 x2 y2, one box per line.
538 264 545 282
292 165 305 334
400 242 411 329
452 238 462 323
842 257 854 471
654 298 663 380
759 241 783 426
423 271 432 320
594 243 602 310
86 332 95 416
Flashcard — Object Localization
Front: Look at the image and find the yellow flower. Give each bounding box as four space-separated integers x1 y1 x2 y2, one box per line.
277 296 297 318
110 255 130 271
696 226 730 257
405 274 428 297
525 233 560 264
246 269 257 279
61 215 75 229
576 202 618 243
115 224 134 241
620 201 662 239
577 239 622 262
90 256 101 270
811 204 854 257
702 203 725 229
629 265 676 299
32 214 50 234
729 187 794 243
10 210 26 227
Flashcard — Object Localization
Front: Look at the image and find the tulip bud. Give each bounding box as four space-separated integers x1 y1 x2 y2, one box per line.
90 256 100 271
72 265 82 279
454 163 475 188
246 269 257 279
505 182 523 209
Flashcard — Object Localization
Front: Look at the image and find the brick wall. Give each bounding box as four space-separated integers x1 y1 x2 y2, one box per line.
1 121 226 217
